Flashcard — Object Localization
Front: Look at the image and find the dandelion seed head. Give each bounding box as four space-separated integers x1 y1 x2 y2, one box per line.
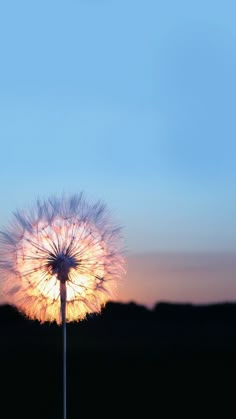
0 194 126 324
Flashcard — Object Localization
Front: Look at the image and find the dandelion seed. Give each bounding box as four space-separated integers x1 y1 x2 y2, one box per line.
0 193 126 419
0 193 125 324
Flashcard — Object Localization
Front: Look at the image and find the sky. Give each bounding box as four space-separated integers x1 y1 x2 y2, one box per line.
0 0 235 306
118 252 236 308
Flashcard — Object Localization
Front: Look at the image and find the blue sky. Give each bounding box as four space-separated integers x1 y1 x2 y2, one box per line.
0 0 235 253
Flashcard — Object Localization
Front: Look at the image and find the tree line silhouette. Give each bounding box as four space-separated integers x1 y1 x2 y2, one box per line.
0 301 235 418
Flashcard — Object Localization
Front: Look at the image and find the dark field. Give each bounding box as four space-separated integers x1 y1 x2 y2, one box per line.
1 301 236 418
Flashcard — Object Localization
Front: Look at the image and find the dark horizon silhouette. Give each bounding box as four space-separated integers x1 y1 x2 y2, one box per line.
1 300 235 418
2 300 236 352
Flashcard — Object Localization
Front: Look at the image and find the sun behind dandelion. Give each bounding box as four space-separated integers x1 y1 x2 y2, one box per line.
0 194 125 324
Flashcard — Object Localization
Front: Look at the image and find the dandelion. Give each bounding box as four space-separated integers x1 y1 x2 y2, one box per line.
0 193 126 419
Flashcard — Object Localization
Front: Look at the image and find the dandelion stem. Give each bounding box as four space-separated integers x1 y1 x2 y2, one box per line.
60 280 67 419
